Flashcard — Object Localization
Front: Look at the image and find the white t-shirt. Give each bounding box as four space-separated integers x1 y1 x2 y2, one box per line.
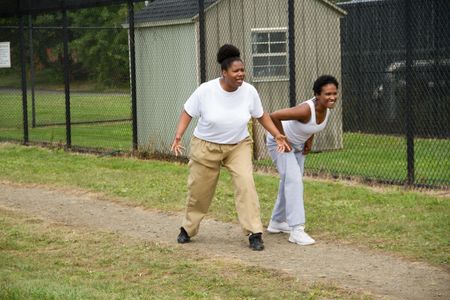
184 78 264 144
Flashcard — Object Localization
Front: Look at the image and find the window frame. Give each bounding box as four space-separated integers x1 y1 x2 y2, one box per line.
250 27 289 82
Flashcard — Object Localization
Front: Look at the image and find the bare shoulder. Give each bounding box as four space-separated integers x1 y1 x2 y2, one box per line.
296 101 311 123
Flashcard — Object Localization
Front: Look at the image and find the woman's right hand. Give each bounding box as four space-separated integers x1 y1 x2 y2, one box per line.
171 137 185 156
171 111 192 156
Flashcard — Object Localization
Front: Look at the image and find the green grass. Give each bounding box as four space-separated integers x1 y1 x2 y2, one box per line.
0 90 132 150
0 143 449 267
256 133 450 187
1 90 449 186
309 133 450 186
0 122 132 151
0 90 131 128
1 209 367 299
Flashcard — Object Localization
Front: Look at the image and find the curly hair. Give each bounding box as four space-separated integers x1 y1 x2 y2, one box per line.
217 44 242 70
313 75 339 95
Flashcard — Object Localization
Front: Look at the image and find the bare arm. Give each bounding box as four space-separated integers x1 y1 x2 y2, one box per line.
269 103 312 152
303 134 314 155
269 102 312 124
171 110 192 156
257 112 291 152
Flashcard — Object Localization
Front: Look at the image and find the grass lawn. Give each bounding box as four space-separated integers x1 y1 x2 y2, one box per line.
1 209 368 299
0 122 132 151
0 143 448 268
0 90 131 128
0 90 133 150
1 90 449 187
256 132 450 187
304 133 449 187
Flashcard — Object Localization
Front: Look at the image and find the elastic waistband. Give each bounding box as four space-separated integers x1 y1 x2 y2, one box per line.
192 135 251 146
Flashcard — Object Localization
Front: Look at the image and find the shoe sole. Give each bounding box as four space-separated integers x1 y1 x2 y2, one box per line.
267 227 290 234
288 238 315 245
250 246 265 251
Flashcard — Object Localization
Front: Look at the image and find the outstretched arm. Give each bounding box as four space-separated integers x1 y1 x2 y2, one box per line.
171 110 192 156
257 112 291 152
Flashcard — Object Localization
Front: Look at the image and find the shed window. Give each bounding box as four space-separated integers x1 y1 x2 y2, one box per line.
251 28 288 80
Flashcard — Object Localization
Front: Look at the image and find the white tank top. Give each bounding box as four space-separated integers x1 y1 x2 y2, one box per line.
283 98 329 146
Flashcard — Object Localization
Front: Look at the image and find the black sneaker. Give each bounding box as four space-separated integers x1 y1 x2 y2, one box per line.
177 227 190 244
249 232 264 251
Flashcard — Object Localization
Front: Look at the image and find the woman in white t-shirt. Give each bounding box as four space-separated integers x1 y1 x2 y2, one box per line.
266 75 339 246
171 44 290 251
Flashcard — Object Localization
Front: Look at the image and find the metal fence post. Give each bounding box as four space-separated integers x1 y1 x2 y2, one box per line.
128 0 138 151
62 9 72 148
19 14 29 144
198 0 206 84
405 0 414 185
288 0 296 107
28 14 36 128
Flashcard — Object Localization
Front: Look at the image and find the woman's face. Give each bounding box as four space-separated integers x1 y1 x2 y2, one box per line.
222 60 245 90
315 83 338 109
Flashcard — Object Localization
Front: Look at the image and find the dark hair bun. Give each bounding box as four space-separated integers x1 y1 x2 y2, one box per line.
217 44 240 64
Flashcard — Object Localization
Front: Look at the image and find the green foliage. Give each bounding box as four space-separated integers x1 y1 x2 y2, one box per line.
0 6 132 88
33 13 64 70
68 6 130 86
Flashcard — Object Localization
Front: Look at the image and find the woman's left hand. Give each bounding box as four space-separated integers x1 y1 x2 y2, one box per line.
275 134 292 152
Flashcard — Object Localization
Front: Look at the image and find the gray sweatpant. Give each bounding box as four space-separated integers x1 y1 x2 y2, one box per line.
267 135 306 227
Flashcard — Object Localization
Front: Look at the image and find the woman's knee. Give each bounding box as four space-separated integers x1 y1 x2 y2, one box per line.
281 166 302 182
232 174 256 190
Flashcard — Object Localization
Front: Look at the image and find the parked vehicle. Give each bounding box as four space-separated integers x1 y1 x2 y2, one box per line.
372 59 450 137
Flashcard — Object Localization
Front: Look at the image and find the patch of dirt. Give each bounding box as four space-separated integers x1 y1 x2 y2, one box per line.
0 182 448 300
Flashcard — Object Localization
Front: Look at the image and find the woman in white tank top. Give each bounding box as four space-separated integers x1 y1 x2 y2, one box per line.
266 75 339 246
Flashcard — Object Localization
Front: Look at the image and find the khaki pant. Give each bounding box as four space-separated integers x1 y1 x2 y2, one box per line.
182 136 263 237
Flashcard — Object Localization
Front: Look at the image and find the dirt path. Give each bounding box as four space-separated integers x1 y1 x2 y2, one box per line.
0 182 448 300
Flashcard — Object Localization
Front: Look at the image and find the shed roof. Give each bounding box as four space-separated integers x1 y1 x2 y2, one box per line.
134 0 218 24
339 0 384 4
134 0 345 25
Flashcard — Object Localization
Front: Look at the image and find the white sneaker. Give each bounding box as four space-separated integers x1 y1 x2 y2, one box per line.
289 226 315 245
267 220 291 233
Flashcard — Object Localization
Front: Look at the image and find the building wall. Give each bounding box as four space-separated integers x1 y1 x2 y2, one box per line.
135 23 198 153
201 0 343 158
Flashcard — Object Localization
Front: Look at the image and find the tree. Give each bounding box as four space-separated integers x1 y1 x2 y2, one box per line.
68 5 130 87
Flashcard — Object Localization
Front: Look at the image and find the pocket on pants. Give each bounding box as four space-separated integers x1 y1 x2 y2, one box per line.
189 137 203 161
205 141 222 154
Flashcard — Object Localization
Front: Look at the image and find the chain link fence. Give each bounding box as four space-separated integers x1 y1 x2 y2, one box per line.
0 0 448 188
0 23 23 142
335 0 450 188
0 4 132 151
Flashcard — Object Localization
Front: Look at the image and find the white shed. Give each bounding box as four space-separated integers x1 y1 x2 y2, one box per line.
132 0 346 157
